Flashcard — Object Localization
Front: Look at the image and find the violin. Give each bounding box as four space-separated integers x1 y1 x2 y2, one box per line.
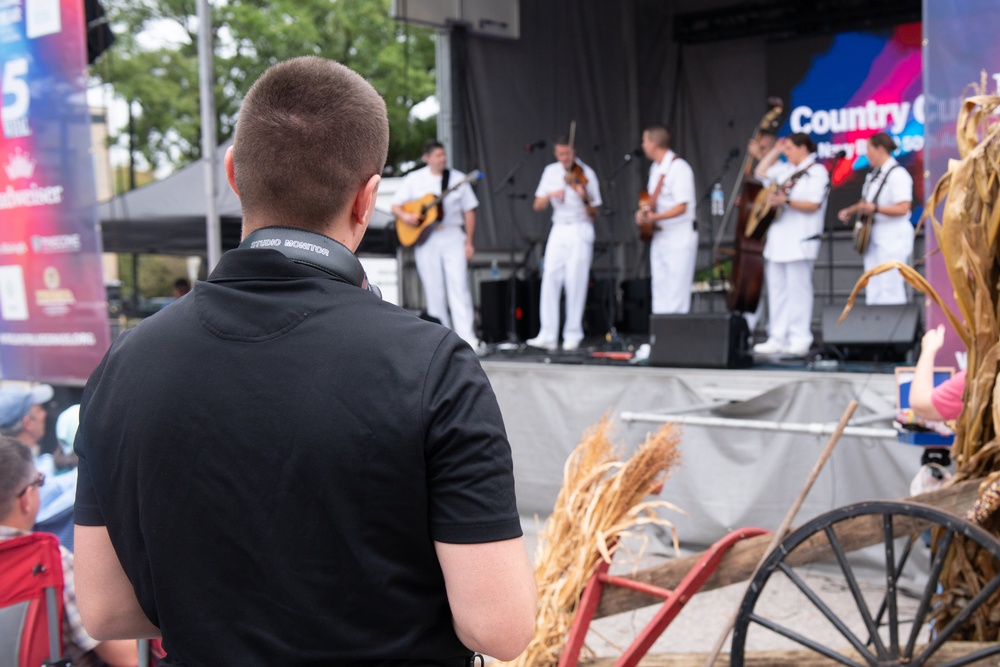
565 162 588 187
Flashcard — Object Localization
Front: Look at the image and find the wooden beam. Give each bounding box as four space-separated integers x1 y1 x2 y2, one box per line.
594 479 981 619
580 642 1000 666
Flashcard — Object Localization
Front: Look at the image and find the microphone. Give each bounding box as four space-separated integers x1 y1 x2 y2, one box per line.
834 150 847 158
729 148 740 158
623 147 643 161
524 140 546 153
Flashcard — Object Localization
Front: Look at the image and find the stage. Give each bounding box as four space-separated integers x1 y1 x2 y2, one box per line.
481 348 920 550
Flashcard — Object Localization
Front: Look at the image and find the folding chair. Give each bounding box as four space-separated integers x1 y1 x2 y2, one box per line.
0 532 69 667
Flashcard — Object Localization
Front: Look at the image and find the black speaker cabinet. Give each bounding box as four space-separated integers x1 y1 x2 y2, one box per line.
479 278 541 343
621 278 651 334
649 313 751 368
584 278 616 336
821 303 920 361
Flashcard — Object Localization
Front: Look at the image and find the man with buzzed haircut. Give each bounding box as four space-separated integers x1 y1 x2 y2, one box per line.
73 56 535 665
637 124 698 315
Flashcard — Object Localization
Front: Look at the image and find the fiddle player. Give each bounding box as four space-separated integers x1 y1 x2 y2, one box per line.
752 133 829 357
636 124 697 314
527 137 602 352
836 132 914 305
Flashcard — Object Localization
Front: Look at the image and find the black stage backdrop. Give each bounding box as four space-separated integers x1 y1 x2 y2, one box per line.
454 0 921 294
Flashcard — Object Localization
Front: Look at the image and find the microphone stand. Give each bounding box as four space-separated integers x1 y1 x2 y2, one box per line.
697 150 738 312
494 148 541 344
823 153 846 306
600 152 641 347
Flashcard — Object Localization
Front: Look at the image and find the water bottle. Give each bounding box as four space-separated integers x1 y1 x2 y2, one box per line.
490 259 500 281
711 182 725 216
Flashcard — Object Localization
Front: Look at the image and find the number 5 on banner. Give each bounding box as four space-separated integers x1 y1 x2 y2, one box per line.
2 58 30 138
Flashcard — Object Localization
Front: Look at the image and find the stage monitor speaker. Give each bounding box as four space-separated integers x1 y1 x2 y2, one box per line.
821 303 920 361
649 313 751 369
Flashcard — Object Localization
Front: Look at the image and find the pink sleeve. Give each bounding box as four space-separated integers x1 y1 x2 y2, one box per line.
931 370 966 421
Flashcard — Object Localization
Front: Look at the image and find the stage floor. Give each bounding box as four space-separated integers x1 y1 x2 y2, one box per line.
481 348 912 550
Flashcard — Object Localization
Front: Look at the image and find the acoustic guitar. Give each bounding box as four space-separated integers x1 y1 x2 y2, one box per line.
637 173 666 242
395 171 483 247
743 183 781 240
743 164 810 240
637 190 657 242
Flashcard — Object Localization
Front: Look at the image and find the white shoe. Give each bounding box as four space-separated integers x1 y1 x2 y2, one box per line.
753 340 784 355
561 339 581 352
526 335 558 351
785 342 812 356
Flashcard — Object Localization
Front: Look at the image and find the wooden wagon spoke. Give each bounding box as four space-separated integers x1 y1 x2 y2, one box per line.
823 525 889 660
904 528 955 658
773 561 878 664
746 612 872 667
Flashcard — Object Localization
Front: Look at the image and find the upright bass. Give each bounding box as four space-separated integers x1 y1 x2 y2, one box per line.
723 98 784 314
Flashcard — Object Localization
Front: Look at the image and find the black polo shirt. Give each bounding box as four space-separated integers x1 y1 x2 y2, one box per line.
74 248 522 666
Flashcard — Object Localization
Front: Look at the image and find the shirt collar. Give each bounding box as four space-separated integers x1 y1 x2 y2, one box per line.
0 525 29 540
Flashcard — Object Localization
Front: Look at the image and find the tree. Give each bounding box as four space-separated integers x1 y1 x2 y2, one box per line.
93 0 437 175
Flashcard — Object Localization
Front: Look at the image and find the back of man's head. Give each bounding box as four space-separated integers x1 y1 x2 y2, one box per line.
645 124 671 149
232 56 389 232
0 436 33 523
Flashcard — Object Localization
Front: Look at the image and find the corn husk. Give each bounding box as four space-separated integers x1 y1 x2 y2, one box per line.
842 84 1000 640
499 418 683 667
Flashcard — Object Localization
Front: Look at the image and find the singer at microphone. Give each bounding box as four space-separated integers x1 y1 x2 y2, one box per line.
524 139 546 153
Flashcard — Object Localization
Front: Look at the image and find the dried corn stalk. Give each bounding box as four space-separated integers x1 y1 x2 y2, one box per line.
841 86 1000 640
499 418 682 667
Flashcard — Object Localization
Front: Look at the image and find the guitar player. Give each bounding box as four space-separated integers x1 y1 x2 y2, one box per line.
836 132 914 305
392 139 482 350
636 123 698 316
752 133 829 357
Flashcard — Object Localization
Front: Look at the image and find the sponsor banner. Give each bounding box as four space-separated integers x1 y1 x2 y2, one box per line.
767 23 924 228
0 0 110 382
923 0 1000 365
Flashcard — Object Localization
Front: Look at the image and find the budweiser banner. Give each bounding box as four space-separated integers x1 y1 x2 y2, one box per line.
0 0 110 383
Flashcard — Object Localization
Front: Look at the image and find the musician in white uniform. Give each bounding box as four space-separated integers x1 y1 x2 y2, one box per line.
752 133 829 356
527 138 602 352
836 132 914 305
636 124 697 314
392 140 480 348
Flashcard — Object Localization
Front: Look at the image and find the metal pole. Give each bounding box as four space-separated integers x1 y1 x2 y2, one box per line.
197 0 221 270
619 410 897 439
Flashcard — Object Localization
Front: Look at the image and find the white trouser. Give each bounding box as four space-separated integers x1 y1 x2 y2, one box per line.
414 226 477 345
650 222 698 314
863 230 912 305
537 222 594 345
764 259 814 349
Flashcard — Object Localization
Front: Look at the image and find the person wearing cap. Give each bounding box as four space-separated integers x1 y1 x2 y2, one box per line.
0 436 138 667
0 382 54 455
0 383 78 536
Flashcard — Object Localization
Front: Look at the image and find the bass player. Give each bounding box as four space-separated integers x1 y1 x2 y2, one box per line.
392 139 481 349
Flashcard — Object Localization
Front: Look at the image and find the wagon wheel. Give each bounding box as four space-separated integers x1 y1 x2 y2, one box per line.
730 501 1000 667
